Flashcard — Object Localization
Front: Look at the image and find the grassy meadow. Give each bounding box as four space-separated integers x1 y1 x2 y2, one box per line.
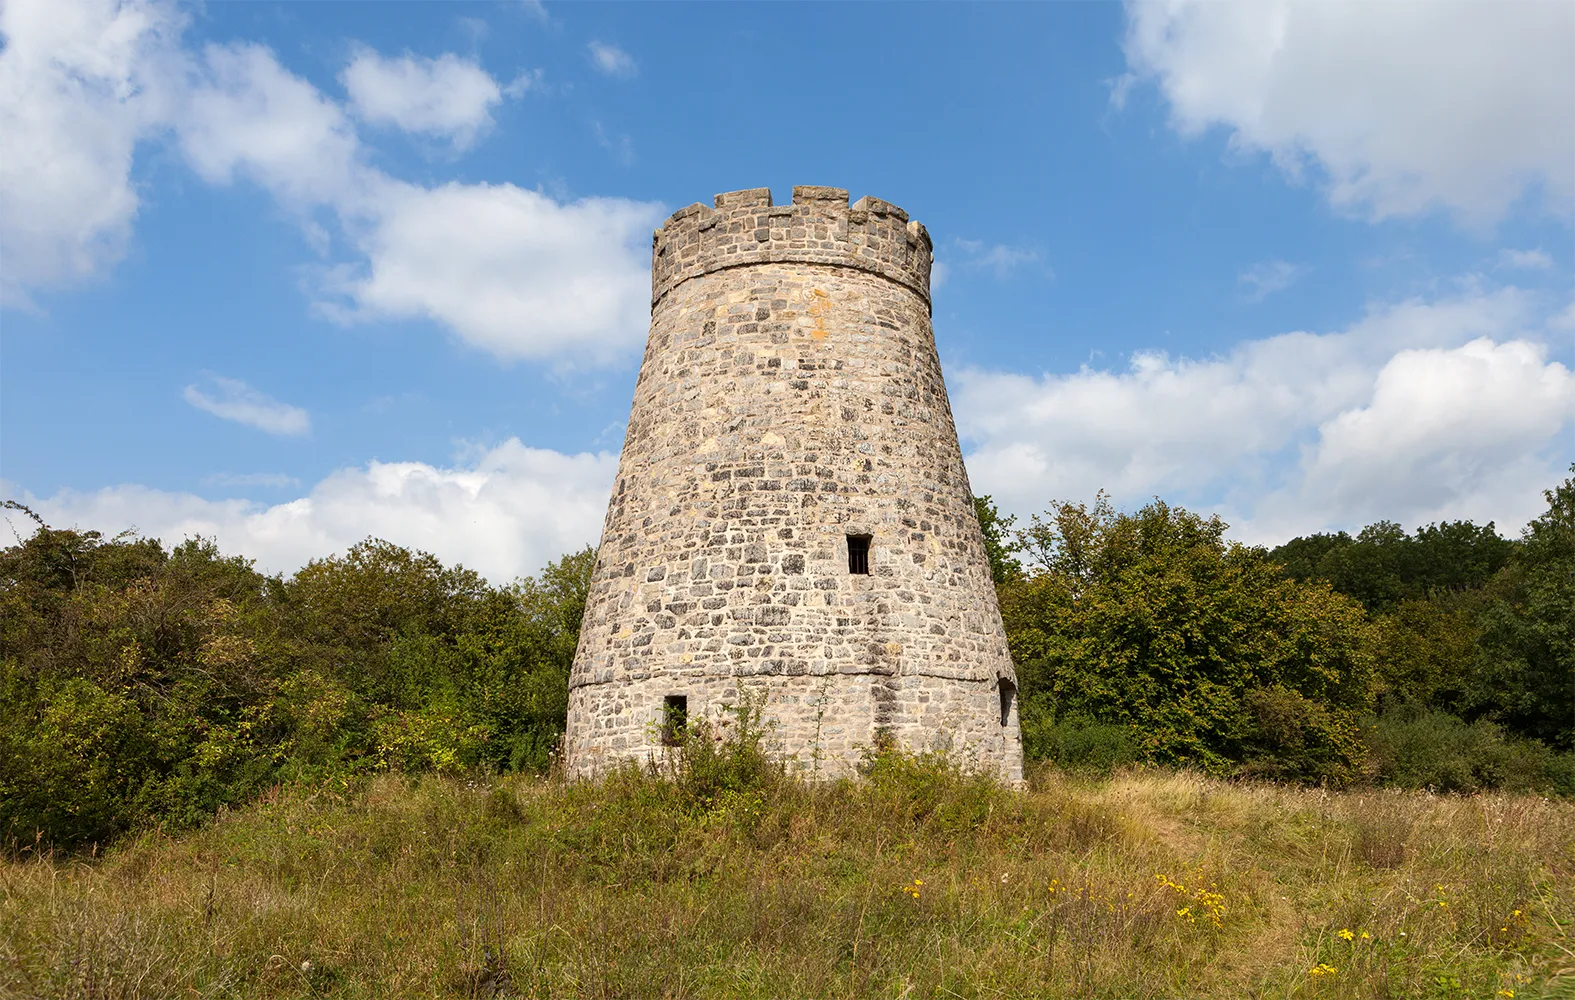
3 760 1572 1000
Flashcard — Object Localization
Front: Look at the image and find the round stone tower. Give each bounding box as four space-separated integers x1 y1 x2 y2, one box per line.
564 185 1022 782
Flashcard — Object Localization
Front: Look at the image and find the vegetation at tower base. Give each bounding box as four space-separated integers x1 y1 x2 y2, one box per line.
1 465 1571 854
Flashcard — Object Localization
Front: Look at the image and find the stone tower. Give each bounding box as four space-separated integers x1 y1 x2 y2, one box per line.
564 186 1022 782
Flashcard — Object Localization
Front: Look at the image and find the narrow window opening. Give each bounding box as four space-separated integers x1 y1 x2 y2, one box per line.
661 694 688 746
847 534 872 575
998 680 1017 727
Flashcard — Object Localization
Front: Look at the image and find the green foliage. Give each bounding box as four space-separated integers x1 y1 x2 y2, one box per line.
0 521 593 851
1366 704 1575 796
1472 467 1575 749
1270 518 1514 613
1278 466 1574 753
1001 494 1376 783
4 465 1570 852
972 494 1023 584
664 688 785 809
1022 712 1141 774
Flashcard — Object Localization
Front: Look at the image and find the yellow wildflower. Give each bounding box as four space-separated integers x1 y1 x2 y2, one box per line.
1337 928 1355 941
1308 963 1338 978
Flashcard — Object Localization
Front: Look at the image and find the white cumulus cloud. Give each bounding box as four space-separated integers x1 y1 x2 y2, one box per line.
341 48 503 150
326 180 661 362
179 42 364 209
1289 338 1575 529
955 285 1575 542
9 439 619 583
0 0 181 306
1121 0 1575 225
183 375 311 436
1 0 661 363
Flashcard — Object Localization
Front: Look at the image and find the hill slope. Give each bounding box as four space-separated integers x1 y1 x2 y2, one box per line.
3 765 1572 999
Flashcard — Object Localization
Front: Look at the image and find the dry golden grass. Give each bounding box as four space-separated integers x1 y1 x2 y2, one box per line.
2 764 1572 999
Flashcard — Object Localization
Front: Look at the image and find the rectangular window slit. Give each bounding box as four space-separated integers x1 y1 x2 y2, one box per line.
847 534 872 575
661 694 688 746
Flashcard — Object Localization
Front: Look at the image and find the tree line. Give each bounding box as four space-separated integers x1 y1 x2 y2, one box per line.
977 468 1572 792
2 468 1571 850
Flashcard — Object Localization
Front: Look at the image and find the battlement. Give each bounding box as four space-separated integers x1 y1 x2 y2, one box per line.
651 186 933 308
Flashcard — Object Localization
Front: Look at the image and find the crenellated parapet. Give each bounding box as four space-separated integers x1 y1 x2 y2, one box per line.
651 185 933 309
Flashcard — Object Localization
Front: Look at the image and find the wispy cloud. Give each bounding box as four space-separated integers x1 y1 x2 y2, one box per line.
503 68 543 99
183 376 310 436
930 260 951 290
592 120 634 165
1237 259 1308 303
1496 248 1553 271
950 238 1047 280
201 472 302 489
587 41 637 78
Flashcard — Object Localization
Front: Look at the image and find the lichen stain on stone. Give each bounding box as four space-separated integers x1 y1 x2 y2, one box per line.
808 288 831 340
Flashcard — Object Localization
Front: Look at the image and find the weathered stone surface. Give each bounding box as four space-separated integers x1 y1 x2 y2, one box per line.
564 186 1023 782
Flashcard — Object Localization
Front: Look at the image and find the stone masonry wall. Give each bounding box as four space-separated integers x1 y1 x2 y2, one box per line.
564 186 1022 782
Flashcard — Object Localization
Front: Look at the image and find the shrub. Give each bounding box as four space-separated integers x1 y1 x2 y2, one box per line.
1001 495 1375 782
1024 712 1141 775
1237 685 1367 785
1367 705 1575 794
666 689 784 809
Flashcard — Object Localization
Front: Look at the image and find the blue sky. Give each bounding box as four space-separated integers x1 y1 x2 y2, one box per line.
3 0 1572 582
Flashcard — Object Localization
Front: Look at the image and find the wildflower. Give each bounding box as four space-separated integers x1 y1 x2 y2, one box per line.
1337 928 1355 941
1308 963 1338 978
1359 931 1371 940
1496 991 1515 998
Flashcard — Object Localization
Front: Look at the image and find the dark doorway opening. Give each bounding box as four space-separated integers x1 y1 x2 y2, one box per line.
998 680 1016 726
847 534 872 575
661 694 688 746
